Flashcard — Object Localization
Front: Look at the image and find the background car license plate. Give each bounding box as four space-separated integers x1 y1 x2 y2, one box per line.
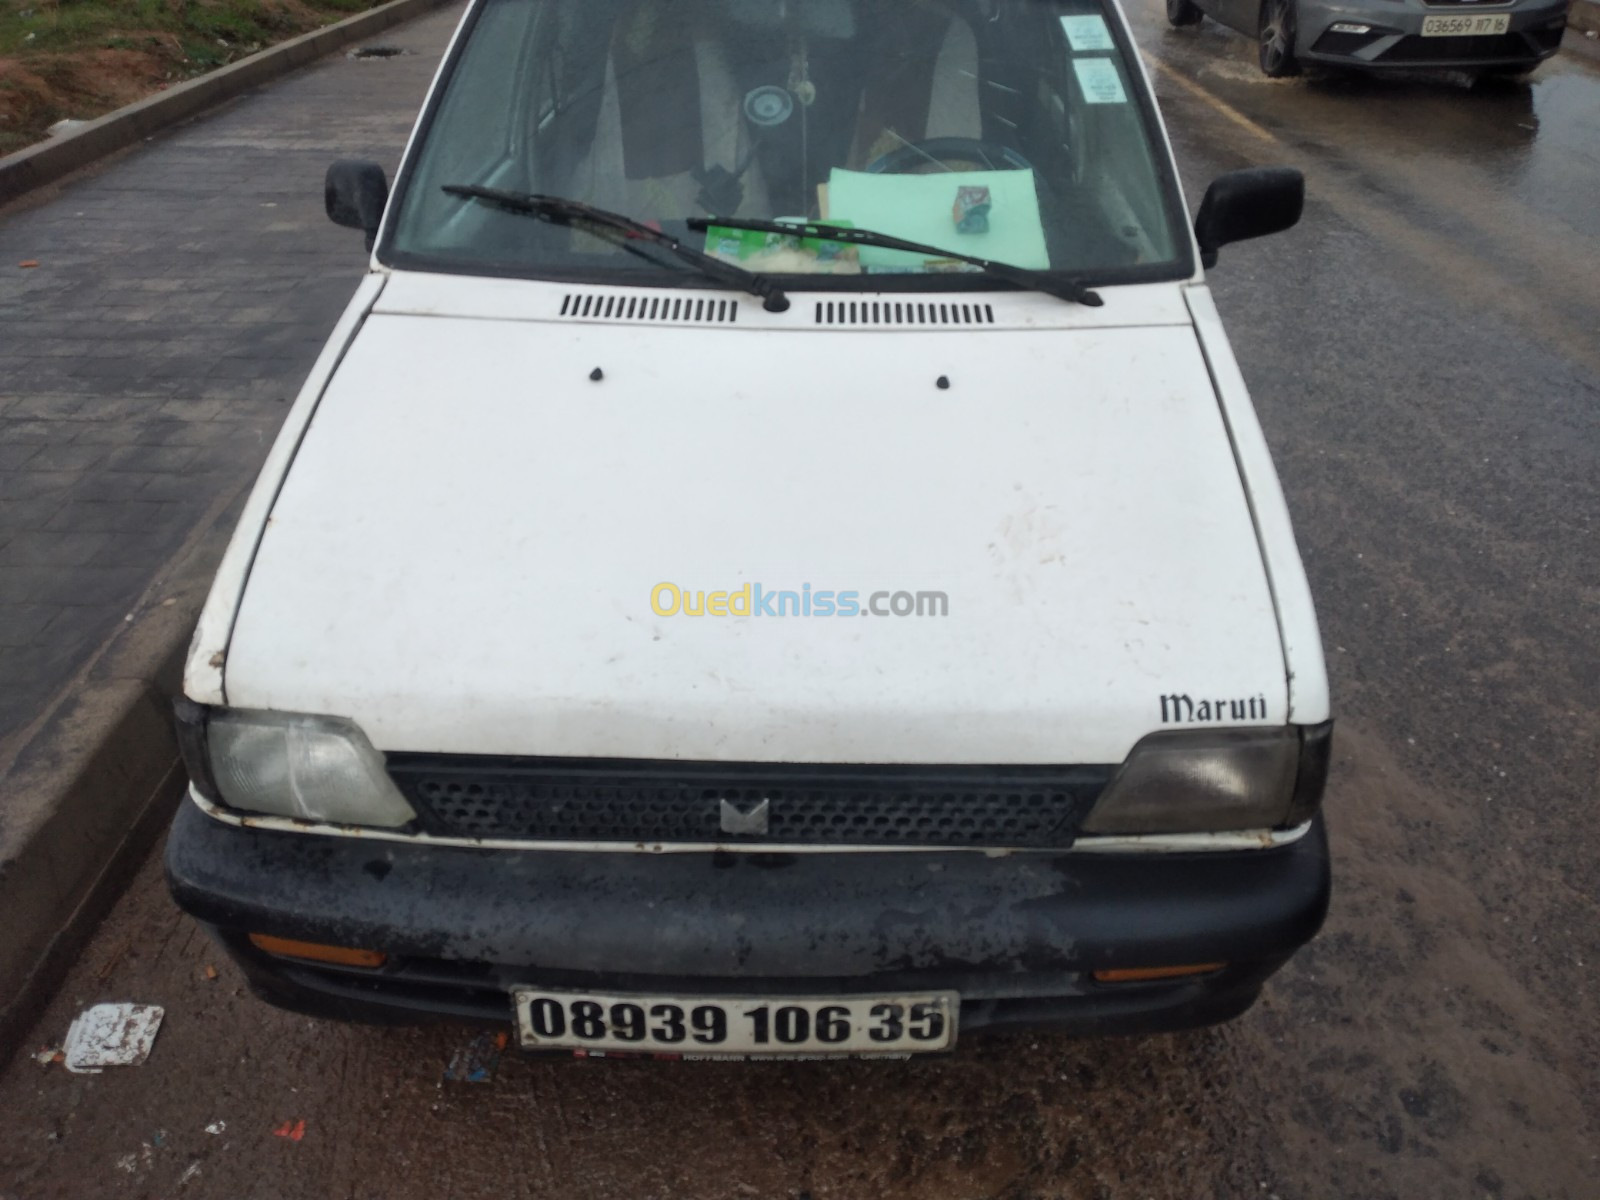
1420 13 1511 36
512 989 958 1056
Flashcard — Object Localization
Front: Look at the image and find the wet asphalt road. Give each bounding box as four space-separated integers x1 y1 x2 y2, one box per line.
2 7 1599 1199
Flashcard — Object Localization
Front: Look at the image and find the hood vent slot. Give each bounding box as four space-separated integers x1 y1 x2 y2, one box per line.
815 300 996 327
558 292 739 324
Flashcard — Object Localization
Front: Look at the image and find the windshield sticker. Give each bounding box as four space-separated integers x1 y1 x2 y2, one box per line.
1059 14 1115 52
1160 693 1270 724
1072 57 1127 105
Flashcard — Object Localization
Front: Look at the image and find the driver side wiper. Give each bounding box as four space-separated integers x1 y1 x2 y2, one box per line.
686 216 1103 308
441 185 791 312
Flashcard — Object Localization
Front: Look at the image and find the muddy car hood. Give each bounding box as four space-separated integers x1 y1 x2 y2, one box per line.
223 293 1288 764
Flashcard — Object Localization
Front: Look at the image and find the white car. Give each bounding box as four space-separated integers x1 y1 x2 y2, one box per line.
167 0 1330 1056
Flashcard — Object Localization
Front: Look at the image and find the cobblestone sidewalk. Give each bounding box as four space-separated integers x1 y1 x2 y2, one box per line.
0 8 461 754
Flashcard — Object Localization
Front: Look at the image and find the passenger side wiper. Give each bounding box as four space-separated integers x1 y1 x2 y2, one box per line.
441 185 791 312
687 216 1103 308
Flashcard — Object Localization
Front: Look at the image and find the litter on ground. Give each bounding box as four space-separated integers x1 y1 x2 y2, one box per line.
443 1030 509 1083
61 1004 163 1074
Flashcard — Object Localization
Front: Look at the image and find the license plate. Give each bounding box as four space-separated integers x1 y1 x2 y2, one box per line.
511 988 958 1057
1420 13 1511 36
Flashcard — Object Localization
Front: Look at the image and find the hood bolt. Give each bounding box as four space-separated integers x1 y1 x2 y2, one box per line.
936 375 950 390
589 367 604 381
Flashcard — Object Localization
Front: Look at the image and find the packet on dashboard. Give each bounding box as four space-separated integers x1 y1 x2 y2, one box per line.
702 221 861 274
952 185 992 234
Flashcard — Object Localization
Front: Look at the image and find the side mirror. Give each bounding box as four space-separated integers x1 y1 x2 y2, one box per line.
1194 167 1304 269
325 160 389 250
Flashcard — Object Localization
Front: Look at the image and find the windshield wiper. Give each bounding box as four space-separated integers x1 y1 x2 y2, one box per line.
687 216 1103 308
442 185 790 312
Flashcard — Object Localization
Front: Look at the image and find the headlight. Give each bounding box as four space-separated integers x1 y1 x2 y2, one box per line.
1081 724 1330 836
174 700 416 828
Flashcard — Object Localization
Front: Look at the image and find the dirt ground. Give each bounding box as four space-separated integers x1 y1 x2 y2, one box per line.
0 0 384 153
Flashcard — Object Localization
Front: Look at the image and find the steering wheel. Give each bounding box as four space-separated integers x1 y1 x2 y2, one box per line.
865 136 1034 174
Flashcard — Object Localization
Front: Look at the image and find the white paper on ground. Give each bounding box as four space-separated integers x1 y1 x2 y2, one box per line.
61 1003 164 1073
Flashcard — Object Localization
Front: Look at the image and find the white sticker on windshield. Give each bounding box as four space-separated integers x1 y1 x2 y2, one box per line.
1072 57 1128 105
1060 14 1116 52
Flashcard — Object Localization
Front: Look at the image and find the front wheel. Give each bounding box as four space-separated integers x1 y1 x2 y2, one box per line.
1258 0 1301 77
1167 0 1204 27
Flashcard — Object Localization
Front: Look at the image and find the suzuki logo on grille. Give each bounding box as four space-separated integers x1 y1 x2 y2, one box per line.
719 797 770 835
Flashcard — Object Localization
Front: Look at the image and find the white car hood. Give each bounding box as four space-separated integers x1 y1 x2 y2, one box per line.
225 298 1287 764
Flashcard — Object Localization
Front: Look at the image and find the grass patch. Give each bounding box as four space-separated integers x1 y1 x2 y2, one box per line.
0 0 395 152
0 0 378 57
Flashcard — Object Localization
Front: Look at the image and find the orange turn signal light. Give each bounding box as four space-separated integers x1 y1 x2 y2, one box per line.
1092 962 1225 983
248 933 387 968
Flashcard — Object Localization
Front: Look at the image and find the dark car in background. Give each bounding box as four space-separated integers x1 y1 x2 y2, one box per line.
1166 0 1571 78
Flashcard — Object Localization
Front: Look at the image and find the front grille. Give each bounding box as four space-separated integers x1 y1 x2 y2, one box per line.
1381 32 1535 60
814 299 996 327
557 292 740 324
387 756 1111 849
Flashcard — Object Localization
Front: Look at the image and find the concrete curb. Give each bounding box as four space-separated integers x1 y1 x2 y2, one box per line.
0 492 241 1057
0 0 455 207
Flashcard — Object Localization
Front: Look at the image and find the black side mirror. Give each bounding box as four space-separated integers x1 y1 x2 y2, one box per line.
325 160 389 250
1194 167 1304 269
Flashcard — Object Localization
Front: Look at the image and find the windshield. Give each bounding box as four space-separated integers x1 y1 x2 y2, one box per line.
385 0 1191 289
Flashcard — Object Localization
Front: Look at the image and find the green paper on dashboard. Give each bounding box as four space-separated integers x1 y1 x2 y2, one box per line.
702 220 861 274
827 168 1050 272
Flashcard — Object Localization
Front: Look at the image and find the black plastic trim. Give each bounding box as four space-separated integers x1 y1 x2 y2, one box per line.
165 800 1329 1035
386 752 1113 847
1288 720 1334 827
171 697 218 803
212 925 1281 1039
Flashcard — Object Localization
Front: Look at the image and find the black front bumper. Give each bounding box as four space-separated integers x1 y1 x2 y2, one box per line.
1300 7 1568 72
165 800 1331 1041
